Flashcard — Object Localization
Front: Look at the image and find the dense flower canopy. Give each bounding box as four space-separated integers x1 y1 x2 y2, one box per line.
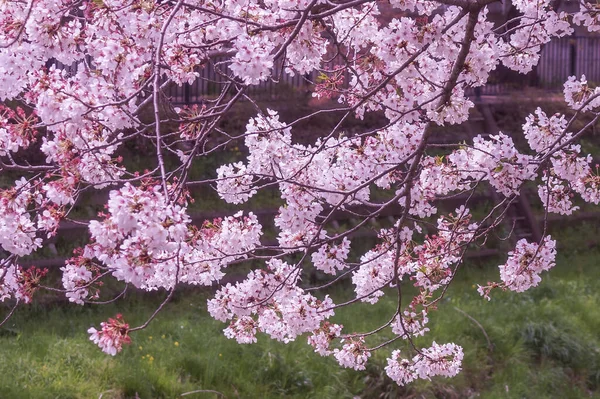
1 0 600 386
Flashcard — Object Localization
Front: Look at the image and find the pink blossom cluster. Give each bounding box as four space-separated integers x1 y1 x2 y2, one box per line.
498 237 557 293
310 237 351 275
88 314 131 356
391 310 430 340
61 250 104 305
208 259 334 344
352 226 413 304
0 105 38 157
333 337 371 371
563 75 600 112
499 1 571 74
307 321 343 356
61 263 94 305
81 183 262 290
385 342 464 386
0 264 26 303
538 175 580 216
450 134 536 197
478 237 557 299
574 2 600 32
410 208 478 292
407 156 470 218
0 264 46 303
478 236 557 299
337 6 479 123
0 175 72 250
522 91 600 212
523 108 569 154
1 178 43 256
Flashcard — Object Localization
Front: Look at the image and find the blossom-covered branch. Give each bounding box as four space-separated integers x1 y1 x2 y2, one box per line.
1 0 599 386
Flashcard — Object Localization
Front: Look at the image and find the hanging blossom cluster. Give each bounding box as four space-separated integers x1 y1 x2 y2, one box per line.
478 236 557 300
522 80 600 214
0 177 71 256
574 1 600 32
0 105 38 157
0 263 47 304
82 183 262 353
334 338 372 371
71 182 262 295
351 207 477 306
61 249 103 305
450 134 537 197
208 259 335 345
1 0 600 388
498 237 557 293
88 314 131 356
0 178 43 256
386 343 464 386
0 264 25 302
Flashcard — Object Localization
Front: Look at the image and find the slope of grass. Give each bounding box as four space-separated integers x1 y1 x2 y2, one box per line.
1 250 600 398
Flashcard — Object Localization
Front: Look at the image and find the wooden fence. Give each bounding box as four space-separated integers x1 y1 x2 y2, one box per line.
537 36 600 87
51 36 600 103
164 36 600 103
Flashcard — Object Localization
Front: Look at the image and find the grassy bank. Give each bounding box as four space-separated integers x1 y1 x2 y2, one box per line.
2 250 600 398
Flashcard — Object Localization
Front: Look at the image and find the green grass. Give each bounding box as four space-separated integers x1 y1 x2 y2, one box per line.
2 249 600 398
0 292 368 399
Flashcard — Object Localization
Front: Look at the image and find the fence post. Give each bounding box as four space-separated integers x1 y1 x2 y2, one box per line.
569 38 577 78
184 83 191 104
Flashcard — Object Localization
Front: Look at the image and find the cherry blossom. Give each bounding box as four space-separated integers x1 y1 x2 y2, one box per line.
307 322 343 356
574 2 600 33
0 263 47 303
479 236 557 297
333 337 371 371
385 342 464 386
563 75 600 112
88 314 132 356
498 237 557 293
1 0 599 388
392 310 430 340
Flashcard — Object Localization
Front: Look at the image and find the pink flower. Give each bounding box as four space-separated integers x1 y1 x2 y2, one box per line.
333 338 371 371
499 237 557 293
88 314 131 356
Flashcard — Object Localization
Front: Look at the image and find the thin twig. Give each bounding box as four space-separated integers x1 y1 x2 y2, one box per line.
181 389 226 397
454 306 493 352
